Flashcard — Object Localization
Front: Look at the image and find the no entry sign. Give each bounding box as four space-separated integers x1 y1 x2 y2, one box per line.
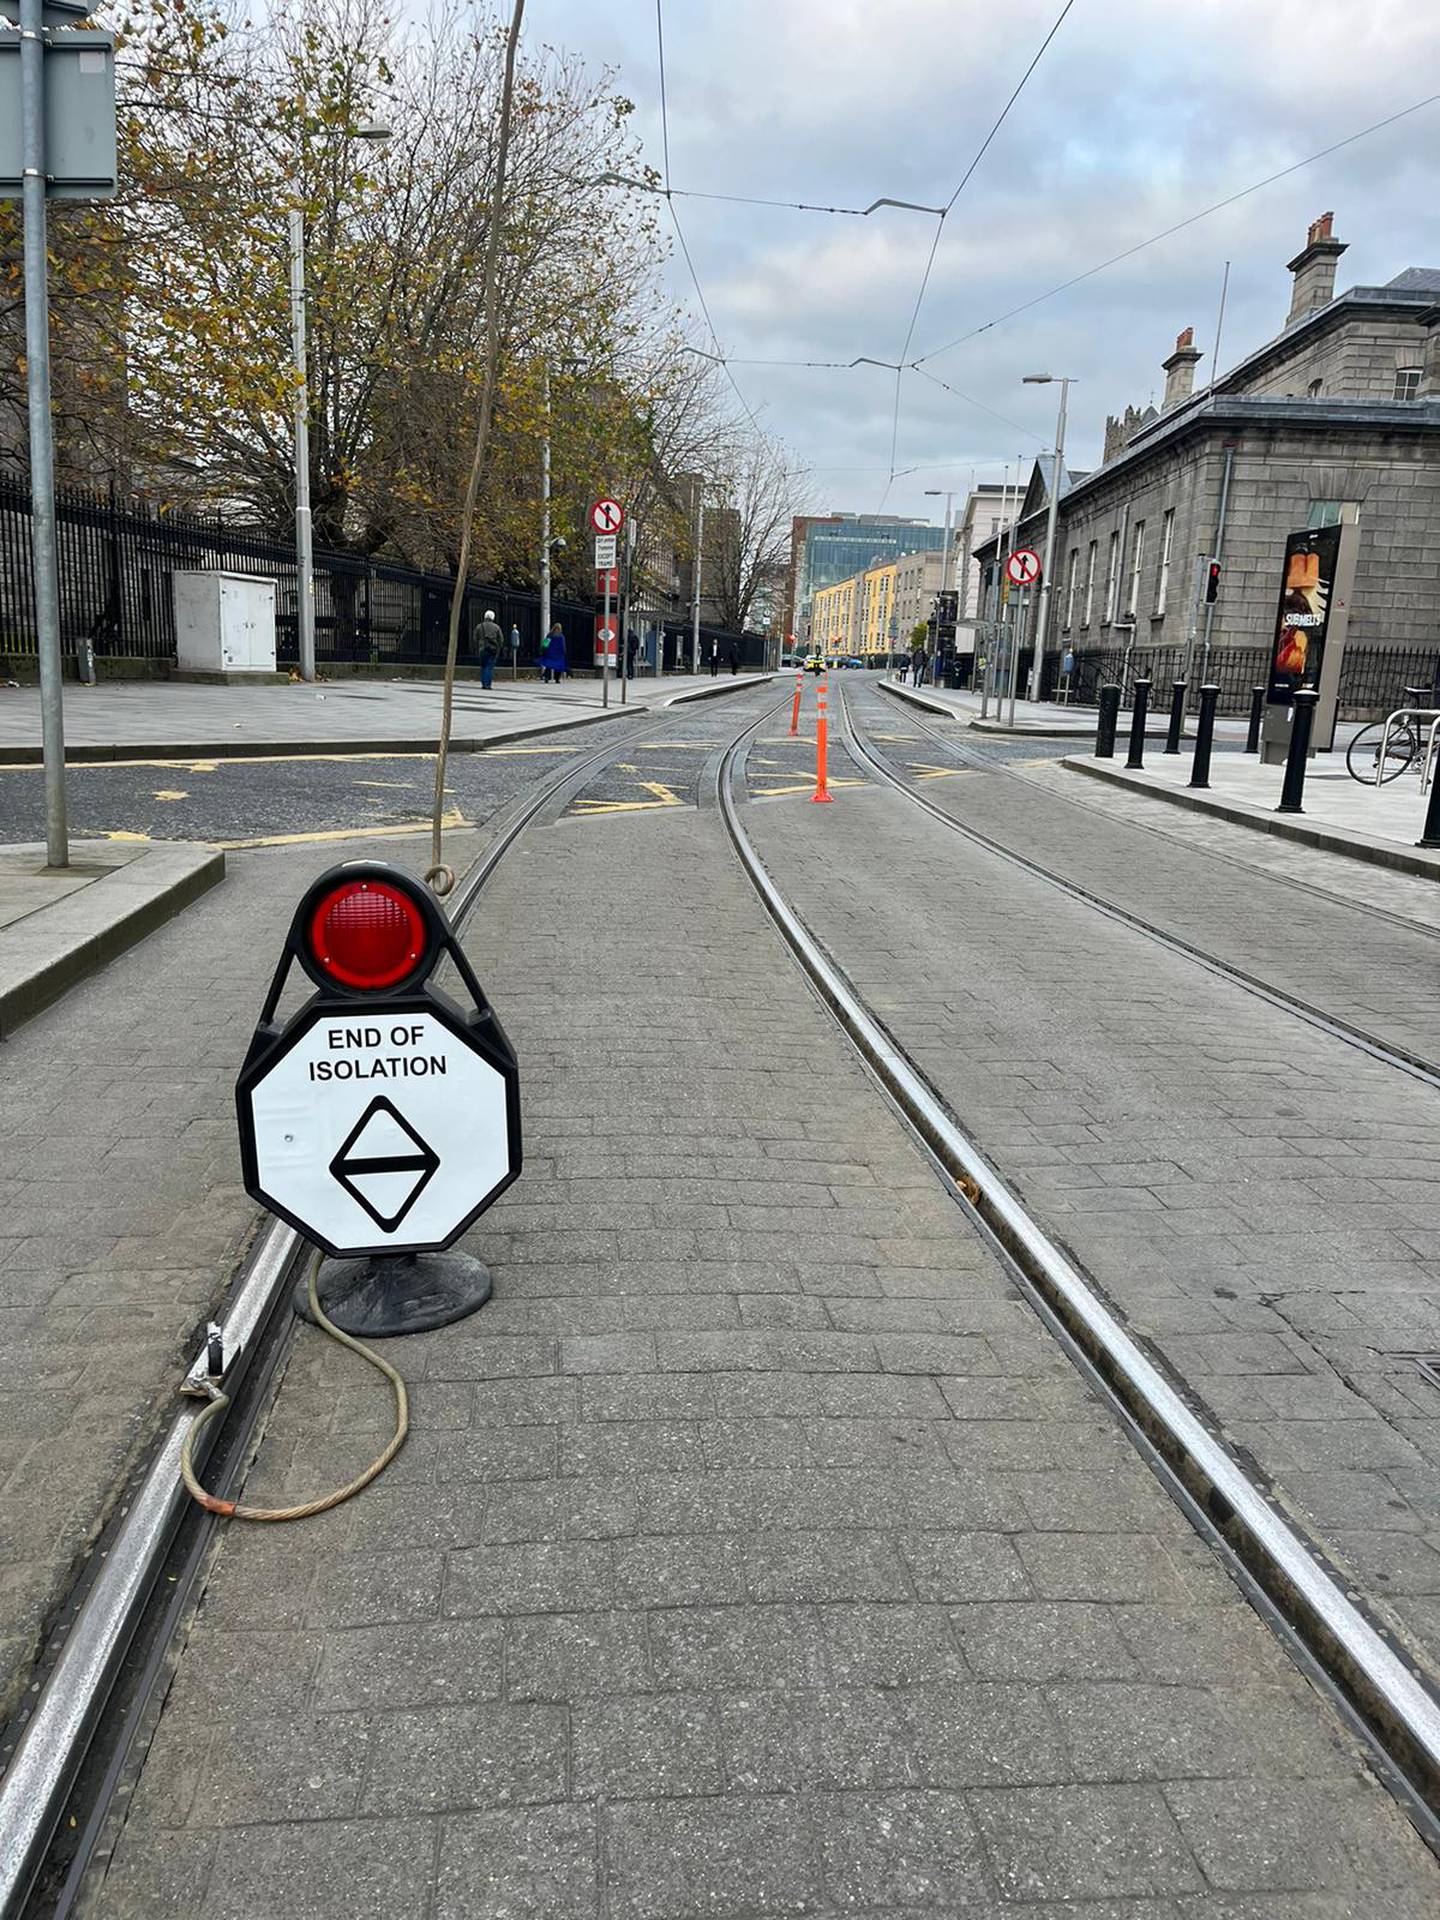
237 865 521 1258
590 497 624 534
1006 548 1042 587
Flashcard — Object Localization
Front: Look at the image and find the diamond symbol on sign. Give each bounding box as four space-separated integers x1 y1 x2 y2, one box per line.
330 1096 440 1232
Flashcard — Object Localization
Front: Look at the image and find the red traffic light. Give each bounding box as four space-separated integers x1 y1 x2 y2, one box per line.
1205 560 1222 603
307 879 428 991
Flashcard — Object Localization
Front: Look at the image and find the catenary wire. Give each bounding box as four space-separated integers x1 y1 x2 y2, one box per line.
880 0 1079 503
653 0 769 441
912 87 1440 367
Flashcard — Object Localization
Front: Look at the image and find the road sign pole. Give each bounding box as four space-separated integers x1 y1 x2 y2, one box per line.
20 0 67 867
602 574 611 708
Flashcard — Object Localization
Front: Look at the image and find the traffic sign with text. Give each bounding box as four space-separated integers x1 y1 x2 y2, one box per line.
236 865 521 1258
593 532 617 569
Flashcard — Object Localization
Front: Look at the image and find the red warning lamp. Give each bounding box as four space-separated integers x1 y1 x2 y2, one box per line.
307 879 428 991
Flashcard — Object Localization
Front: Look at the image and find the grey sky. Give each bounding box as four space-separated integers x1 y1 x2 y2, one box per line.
532 0 1440 521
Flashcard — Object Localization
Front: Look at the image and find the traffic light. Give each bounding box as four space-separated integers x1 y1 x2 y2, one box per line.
1204 558 1222 603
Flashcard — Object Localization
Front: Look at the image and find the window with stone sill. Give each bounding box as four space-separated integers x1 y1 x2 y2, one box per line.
1395 367 1422 400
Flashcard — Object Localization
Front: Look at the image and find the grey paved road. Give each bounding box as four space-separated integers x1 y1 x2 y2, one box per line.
82 687 1438 1917
0 699 734 1732
745 681 1440 1691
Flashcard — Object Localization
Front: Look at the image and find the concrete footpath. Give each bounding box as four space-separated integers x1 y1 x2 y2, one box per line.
0 840 224 1037
83 736 1440 1916
0 673 771 763
1073 743 1440 880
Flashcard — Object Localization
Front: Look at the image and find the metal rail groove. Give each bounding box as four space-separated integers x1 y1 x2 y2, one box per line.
716 710 1440 1832
846 682 1440 1092
0 698 742 1919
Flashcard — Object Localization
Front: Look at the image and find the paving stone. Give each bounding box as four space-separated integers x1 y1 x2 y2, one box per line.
313 1620 504 1713
604 1795 825 1920
436 1806 598 1920
971 1783 1206 1900
357 1703 568 1814
573 1694 723 1797
505 1610 651 1699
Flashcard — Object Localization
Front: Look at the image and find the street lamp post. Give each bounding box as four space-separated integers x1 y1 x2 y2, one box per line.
291 120 390 683
691 485 704 676
1022 374 1074 704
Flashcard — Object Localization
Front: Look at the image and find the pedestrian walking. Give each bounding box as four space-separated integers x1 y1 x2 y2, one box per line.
708 642 719 678
540 621 567 685
509 622 521 678
729 644 740 676
898 654 909 683
477 607 503 691
911 641 927 687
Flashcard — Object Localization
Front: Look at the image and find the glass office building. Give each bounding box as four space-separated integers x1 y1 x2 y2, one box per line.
797 517 948 633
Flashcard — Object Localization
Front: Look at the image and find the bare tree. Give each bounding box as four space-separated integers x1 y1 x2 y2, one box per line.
706 434 810 634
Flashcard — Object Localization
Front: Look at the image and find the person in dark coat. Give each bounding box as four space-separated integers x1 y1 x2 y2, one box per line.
477 608 502 690
539 622 567 684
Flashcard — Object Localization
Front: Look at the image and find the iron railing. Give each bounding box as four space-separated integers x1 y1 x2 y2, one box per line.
0 477 768 674
1067 642 1439 721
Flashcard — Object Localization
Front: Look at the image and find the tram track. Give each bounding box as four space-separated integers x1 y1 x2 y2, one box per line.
0 690 784 1920
717 701 1440 1850
879 676 1440 947
846 680 1440 1092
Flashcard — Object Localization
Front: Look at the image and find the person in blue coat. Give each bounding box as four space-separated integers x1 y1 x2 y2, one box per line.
540 622 567 684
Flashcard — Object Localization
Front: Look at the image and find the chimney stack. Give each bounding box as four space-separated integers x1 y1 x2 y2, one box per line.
1287 211 1347 326
1161 326 1203 410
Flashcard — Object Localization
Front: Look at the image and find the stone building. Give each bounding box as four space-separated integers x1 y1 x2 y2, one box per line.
973 212 1440 707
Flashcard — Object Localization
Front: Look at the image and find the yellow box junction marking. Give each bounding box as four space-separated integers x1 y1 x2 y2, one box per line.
570 780 686 816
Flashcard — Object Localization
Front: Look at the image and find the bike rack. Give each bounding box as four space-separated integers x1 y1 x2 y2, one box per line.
1376 706 1440 787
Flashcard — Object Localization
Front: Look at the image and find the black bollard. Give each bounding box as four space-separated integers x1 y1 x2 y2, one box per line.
1419 743 1440 848
1095 684 1121 758
1163 679 1187 754
1275 687 1320 814
1189 684 1220 790
1125 679 1151 770
1246 685 1264 754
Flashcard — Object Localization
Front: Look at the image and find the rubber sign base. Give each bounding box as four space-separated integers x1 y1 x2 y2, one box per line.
293 1248 494 1337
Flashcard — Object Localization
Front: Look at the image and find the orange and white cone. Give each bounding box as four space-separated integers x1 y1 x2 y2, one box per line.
812 675 833 803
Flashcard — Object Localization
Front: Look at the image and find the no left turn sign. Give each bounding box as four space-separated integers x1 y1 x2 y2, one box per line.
1006 548 1042 587
590 497 624 534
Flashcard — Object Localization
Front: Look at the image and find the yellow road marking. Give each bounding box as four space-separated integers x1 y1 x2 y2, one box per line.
484 746 582 756
751 777 868 798
152 790 189 801
213 808 470 851
638 741 709 749
910 763 968 780
571 779 686 816
0 749 448 774
103 830 151 843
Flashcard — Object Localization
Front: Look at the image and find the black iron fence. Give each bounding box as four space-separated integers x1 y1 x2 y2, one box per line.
1067 642 1440 721
0 477 766 676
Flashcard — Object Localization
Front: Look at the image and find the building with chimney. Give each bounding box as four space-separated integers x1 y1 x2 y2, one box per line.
973 211 1440 710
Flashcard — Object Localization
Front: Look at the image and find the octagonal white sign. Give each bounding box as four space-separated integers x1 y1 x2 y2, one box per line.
241 1006 516 1255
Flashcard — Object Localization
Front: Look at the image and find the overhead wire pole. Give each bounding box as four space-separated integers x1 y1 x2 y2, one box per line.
20 0 67 866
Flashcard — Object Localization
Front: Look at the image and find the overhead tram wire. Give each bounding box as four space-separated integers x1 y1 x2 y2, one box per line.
653 0 768 441
912 86 1440 368
879 0 1079 504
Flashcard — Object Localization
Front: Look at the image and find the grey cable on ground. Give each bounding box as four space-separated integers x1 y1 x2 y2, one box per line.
179 1251 409 1522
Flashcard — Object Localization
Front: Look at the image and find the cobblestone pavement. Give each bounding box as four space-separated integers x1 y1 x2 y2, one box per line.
0 709 658 1724
748 685 1440 1688
84 753 1439 1916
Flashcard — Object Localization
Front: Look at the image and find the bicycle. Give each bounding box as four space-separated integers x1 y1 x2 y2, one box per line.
1345 705 1440 785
